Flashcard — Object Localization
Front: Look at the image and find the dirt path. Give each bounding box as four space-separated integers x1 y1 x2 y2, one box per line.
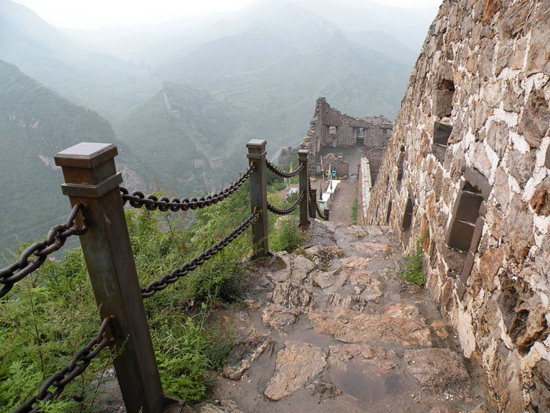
328 178 357 225
193 221 487 413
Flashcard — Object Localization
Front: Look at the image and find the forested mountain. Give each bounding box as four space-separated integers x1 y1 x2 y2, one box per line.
207 34 410 142
0 0 438 259
0 60 146 262
0 0 159 121
117 82 261 193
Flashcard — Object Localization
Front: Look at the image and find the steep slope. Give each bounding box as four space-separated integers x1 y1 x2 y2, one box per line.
117 82 261 193
0 0 159 121
0 60 146 262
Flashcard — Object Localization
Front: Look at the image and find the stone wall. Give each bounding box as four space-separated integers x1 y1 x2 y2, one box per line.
366 0 550 411
357 157 372 226
303 97 393 176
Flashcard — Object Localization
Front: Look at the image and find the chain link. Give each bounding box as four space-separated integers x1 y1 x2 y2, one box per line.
0 204 88 299
120 164 255 212
266 160 304 179
267 192 304 215
14 316 114 413
141 209 259 298
308 179 329 221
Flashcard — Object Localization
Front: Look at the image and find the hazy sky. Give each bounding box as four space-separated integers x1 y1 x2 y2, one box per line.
14 0 442 29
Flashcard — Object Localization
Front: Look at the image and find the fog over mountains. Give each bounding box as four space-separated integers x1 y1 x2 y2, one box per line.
0 0 439 259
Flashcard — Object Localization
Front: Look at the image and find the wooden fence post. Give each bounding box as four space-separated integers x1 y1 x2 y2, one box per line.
298 149 310 228
310 188 317 218
247 140 269 257
54 143 165 413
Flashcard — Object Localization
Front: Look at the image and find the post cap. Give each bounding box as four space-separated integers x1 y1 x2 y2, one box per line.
55 142 118 169
246 139 267 150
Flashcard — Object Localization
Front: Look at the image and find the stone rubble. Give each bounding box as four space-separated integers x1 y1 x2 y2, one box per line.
203 220 487 412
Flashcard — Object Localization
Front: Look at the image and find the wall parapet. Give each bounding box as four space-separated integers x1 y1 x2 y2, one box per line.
365 0 550 411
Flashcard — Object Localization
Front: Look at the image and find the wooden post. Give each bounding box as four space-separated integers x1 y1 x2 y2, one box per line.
298 149 309 228
247 140 269 257
54 143 165 413
310 188 317 218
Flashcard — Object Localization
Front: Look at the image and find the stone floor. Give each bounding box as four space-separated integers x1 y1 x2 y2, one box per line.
188 220 488 413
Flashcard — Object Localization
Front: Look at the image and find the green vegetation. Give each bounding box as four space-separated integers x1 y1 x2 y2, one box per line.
351 196 359 225
400 239 425 287
0 60 149 265
0 171 309 410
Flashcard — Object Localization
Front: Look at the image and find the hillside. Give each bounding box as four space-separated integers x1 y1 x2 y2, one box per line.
0 0 159 121
117 82 261 193
207 34 411 148
0 60 146 262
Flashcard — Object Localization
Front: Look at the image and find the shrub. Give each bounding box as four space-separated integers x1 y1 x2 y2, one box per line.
401 239 425 286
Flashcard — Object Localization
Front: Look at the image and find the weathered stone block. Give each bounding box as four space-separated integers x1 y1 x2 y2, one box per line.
435 90 454 117
518 89 550 148
447 220 475 252
478 248 502 291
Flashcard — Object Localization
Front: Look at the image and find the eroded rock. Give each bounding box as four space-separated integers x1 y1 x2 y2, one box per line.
196 399 243 413
403 348 469 390
223 329 273 380
264 341 327 400
308 309 432 347
341 256 371 269
261 304 301 330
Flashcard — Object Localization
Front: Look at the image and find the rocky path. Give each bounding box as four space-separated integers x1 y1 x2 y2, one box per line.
192 221 487 413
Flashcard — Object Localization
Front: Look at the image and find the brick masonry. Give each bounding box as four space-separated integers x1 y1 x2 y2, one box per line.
366 0 550 411
303 97 393 177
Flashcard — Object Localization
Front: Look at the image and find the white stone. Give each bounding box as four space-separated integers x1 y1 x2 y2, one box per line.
456 307 476 359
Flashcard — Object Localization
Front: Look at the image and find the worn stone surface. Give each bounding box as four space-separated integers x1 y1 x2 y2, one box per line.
222 330 273 381
311 270 335 289
264 341 327 400
261 303 301 330
196 400 243 413
308 309 432 347
404 349 469 390
365 0 550 409
341 256 370 269
203 222 486 413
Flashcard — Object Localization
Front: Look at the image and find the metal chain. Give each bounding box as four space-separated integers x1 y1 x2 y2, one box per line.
14 316 114 413
120 164 255 211
266 160 304 178
267 192 304 215
308 179 329 221
141 209 259 298
0 204 88 299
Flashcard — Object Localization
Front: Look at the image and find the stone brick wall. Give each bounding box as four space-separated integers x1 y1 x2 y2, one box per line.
366 1 550 411
304 97 393 177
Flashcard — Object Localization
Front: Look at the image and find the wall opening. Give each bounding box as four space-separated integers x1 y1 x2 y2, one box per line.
446 183 483 251
386 201 392 224
446 169 492 299
435 78 455 118
402 196 413 231
432 121 453 162
397 148 405 186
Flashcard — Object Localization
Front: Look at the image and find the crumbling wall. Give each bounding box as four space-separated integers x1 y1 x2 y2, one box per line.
304 97 392 177
366 0 550 411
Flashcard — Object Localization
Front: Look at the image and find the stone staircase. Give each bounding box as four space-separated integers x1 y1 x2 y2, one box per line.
188 221 487 413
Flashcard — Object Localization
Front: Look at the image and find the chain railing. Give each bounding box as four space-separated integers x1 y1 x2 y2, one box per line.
141 208 259 298
14 316 114 413
120 164 255 211
267 192 304 215
308 178 329 221
4 140 326 412
0 204 88 299
266 159 304 178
